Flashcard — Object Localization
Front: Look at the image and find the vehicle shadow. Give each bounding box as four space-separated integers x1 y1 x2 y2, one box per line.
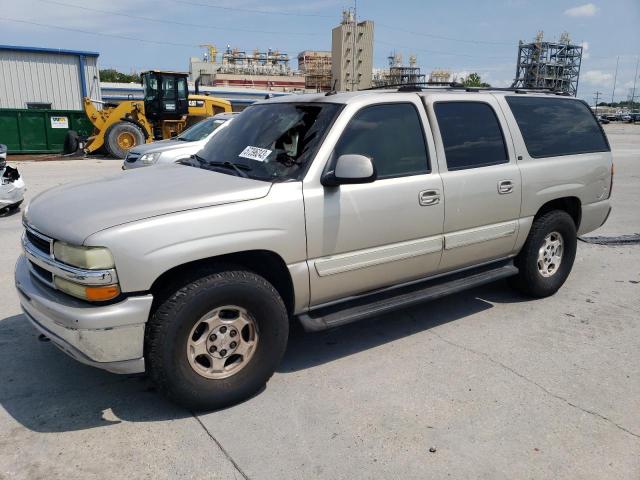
279 281 529 373
0 281 529 433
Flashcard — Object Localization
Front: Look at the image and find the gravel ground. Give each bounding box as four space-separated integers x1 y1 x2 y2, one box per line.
0 124 638 480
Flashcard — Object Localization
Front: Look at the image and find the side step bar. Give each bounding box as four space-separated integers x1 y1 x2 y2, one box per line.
297 260 518 332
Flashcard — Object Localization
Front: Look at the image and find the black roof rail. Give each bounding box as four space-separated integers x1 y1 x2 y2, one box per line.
365 81 465 91
363 82 573 96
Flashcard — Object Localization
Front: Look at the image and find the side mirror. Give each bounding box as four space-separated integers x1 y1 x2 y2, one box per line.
321 154 377 187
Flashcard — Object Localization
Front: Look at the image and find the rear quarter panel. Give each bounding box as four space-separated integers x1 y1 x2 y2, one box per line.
495 95 613 238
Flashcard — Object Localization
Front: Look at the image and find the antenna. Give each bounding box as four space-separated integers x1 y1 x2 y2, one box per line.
611 56 619 103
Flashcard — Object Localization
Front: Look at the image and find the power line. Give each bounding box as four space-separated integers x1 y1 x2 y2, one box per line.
38 0 323 36
376 23 512 46
0 17 301 55
375 39 513 60
0 17 202 48
172 0 335 18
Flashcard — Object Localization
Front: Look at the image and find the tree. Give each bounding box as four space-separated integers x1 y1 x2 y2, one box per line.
99 69 140 83
462 73 490 88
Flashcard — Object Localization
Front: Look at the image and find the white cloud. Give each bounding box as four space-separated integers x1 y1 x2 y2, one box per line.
582 70 613 86
564 3 599 17
581 41 590 60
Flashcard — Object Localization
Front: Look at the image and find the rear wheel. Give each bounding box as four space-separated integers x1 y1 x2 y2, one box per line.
104 122 145 158
145 268 289 410
511 210 577 298
63 130 79 154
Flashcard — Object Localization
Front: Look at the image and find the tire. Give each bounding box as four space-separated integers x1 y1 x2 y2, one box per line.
511 210 577 298
63 130 79 154
145 268 289 411
104 122 145 159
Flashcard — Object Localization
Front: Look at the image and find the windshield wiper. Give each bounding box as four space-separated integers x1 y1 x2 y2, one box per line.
197 156 251 178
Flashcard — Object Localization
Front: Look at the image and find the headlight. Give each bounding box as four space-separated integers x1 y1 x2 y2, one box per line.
140 152 161 165
53 242 115 270
54 277 120 302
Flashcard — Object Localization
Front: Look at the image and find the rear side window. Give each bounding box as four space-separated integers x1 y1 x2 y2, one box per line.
334 103 429 179
506 96 610 158
434 102 509 171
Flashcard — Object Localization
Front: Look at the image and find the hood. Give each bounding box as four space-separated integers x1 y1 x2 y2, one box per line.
25 164 272 244
129 138 200 155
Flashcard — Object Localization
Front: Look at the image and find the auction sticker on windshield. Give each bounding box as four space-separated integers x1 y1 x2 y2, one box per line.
239 146 272 162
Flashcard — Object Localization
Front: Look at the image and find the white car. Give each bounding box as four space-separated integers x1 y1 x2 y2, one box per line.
0 144 26 213
122 112 236 170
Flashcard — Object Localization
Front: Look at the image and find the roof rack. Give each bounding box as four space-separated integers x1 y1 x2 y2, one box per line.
363 82 572 96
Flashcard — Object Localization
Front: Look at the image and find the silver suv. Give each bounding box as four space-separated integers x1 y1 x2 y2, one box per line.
15 88 613 410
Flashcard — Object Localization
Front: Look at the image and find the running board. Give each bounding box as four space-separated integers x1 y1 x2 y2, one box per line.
298 260 518 332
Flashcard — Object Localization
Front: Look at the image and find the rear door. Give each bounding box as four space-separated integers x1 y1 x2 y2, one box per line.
423 94 522 271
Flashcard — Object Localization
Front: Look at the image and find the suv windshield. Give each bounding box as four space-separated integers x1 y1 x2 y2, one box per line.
178 117 228 142
197 103 342 182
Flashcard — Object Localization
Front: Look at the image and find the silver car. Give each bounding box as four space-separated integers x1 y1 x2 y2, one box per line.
16 88 613 410
122 112 236 169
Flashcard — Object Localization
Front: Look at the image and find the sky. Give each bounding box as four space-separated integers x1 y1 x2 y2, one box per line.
1 0 639 102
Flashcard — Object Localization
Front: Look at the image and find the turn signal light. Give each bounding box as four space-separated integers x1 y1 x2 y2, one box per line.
85 285 121 302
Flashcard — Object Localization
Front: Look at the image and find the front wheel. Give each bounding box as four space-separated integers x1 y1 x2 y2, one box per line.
145 269 289 410
511 210 577 298
104 122 145 159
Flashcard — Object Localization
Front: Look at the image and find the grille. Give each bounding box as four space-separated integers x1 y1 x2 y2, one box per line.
26 229 51 255
29 260 54 284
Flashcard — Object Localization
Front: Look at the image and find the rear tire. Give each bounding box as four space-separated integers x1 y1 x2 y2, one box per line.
511 210 577 298
104 122 145 159
63 130 79 154
145 268 289 411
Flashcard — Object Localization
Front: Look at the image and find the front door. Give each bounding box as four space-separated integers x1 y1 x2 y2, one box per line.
303 98 445 307
424 95 522 272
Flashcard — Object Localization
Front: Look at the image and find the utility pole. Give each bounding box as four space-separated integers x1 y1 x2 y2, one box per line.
611 56 619 104
351 0 357 91
631 56 639 111
594 91 602 116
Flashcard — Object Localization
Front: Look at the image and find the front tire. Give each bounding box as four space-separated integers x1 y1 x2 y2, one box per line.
511 210 577 298
104 122 145 159
145 269 289 410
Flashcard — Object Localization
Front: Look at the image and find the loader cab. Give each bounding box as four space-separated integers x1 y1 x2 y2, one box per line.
141 71 189 122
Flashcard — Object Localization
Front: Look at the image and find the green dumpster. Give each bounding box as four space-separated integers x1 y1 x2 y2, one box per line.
0 109 93 154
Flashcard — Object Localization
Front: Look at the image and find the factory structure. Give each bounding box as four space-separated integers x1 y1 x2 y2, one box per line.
373 52 426 87
331 10 375 91
512 31 583 96
298 50 332 91
189 45 306 91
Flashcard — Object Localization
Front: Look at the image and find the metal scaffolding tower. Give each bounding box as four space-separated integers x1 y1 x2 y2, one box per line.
511 31 583 96
372 53 426 87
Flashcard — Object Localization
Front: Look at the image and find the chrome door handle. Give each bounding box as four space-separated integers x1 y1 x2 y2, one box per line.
498 180 514 194
419 190 440 206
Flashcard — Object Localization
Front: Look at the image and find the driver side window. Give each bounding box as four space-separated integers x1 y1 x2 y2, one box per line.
334 103 430 179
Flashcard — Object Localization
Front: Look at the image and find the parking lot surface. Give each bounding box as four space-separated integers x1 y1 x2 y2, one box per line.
1 124 638 480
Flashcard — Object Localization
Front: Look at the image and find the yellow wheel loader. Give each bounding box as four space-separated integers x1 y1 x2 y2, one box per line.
81 71 232 158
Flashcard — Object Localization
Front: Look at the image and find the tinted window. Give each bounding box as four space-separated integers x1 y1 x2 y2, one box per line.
435 102 508 171
506 96 610 158
334 103 429 179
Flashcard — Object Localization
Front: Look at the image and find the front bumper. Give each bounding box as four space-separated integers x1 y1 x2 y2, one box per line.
15 255 153 374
